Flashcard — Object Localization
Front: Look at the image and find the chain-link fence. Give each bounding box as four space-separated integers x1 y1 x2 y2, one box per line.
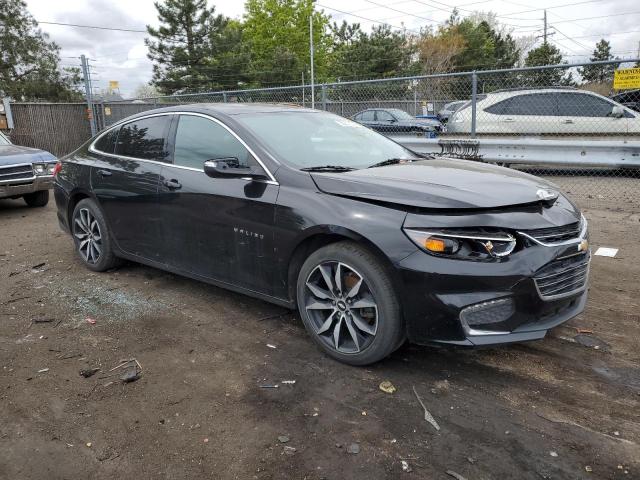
94 60 639 211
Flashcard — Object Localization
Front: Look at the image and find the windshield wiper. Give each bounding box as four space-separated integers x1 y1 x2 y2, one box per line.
367 158 415 169
300 165 356 172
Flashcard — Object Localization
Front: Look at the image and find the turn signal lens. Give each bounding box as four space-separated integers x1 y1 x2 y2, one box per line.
424 238 445 252
52 161 62 177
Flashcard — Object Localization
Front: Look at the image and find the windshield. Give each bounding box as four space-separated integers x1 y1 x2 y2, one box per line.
236 111 416 170
388 109 413 120
0 132 10 145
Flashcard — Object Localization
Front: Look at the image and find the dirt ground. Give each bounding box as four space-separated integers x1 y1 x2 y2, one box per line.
1 198 639 480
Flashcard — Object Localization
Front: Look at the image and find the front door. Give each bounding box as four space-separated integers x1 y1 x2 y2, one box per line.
157 113 279 294
90 114 172 261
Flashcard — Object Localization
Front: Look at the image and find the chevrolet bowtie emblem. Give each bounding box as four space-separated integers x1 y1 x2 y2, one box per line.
578 239 589 252
536 189 558 201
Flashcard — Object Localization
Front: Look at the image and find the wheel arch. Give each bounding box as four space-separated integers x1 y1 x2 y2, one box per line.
66 189 95 228
286 226 403 307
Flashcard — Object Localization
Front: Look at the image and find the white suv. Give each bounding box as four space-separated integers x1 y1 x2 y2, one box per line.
447 88 640 135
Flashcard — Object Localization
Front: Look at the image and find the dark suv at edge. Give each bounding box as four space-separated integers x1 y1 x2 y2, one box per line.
54 104 590 365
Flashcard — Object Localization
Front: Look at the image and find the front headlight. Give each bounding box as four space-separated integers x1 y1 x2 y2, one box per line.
403 228 517 260
47 162 57 174
33 163 45 174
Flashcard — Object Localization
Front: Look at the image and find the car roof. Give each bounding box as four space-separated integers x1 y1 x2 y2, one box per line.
120 102 318 122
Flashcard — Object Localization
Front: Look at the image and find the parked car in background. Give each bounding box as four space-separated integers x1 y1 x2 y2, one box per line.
0 130 57 207
611 89 640 113
448 88 640 135
352 108 442 136
438 100 467 123
55 104 589 365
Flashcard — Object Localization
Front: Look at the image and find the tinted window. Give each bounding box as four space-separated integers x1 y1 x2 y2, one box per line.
557 93 614 117
173 115 254 169
93 127 119 154
486 93 558 116
376 111 394 121
360 111 375 122
115 116 170 161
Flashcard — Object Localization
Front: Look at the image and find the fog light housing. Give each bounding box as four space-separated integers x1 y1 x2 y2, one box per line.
460 298 515 335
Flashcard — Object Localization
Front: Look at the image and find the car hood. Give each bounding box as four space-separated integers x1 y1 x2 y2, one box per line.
310 159 559 210
0 144 56 167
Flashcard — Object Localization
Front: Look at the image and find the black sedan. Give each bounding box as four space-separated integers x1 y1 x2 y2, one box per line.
54 104 590 365
351 108 442 137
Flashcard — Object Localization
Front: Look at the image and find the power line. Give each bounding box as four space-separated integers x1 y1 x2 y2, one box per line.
315 3 422 33
36 20 147 33
495 0 603 20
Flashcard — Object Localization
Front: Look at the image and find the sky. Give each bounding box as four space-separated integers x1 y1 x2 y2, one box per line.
24 0 640 97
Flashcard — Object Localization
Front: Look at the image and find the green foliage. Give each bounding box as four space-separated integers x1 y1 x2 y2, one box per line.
146 0 246 94
0 0 82 101
579 39 619 84
329 22 416 81
448 18 520 71
522 42 575 87
242 0 331 86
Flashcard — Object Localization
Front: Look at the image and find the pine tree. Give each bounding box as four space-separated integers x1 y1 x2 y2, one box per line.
0 0 82 101
579 39 619 84
522 42 574 87
146 0 246 94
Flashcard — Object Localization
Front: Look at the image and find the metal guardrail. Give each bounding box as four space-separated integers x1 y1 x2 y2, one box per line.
391 135 640 168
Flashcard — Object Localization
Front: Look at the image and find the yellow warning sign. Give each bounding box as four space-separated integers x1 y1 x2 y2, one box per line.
614 67 640 90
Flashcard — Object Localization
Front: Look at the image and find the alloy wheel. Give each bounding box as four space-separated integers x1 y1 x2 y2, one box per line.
73 208 102 264
304 261 378 354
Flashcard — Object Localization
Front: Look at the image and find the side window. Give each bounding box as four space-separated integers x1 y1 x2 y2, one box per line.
93 127 119 154
557 93 615 117
353 113 362 121
360 111 375 122
376 111 394 122
115 116 170 161
488 94 557 116
173 115 255 170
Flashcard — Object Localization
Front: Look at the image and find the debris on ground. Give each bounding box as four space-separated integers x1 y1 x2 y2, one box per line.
401 460 412 472
431 379 450 395
281 380 296 384
85 317 97 325
33 317 54 324
266 343 277 349
37 368 49 373
412 385 440 431
379 380 396 394
574 334 610 351
585 465 593 472
259 384 279 389
283 446 296 455
86 442 92 448
594 247 618 257
278 435 290 443
347 443 360 454
550 451 558 457
79 368 100 378
107 358 142 383
446 470 468 480
31 262 46 272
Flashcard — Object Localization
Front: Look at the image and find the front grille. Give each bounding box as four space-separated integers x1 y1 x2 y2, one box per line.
534 253 590 300
522 221 582 244
0 164 34 183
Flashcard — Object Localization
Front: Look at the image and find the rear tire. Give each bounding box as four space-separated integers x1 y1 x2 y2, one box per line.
296 241 404 366
23 190 49 207
71 199 121 272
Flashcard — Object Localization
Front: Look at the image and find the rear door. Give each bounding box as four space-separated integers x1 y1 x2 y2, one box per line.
90 114 172 260
556 92 628 134
157 113 279 293
484 93 559 134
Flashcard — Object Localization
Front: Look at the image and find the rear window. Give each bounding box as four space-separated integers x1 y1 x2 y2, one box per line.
93 128 119 154
115 116 171 161
486 93 557 116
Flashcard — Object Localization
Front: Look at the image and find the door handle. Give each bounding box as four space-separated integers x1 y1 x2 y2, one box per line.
97 169 112 177
502 118 516 123
561 119 574 124
163 179 182 190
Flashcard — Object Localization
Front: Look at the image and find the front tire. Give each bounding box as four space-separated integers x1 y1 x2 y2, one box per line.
296 241 404 366
71 199 121 272
23 190 49 207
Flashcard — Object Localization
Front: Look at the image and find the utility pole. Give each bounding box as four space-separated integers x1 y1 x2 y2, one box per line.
80 55 96 136
302 70 305 107
543 9 547 44
309 14 315 109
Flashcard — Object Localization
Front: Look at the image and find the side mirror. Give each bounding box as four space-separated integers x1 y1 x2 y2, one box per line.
611 105 625 118
389 118 397 123
203 158 266 180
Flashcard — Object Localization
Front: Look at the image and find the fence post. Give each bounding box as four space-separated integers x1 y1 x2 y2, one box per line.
223 92 227 103
80 54 97 137
321 84 327 111
471 71 477 138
